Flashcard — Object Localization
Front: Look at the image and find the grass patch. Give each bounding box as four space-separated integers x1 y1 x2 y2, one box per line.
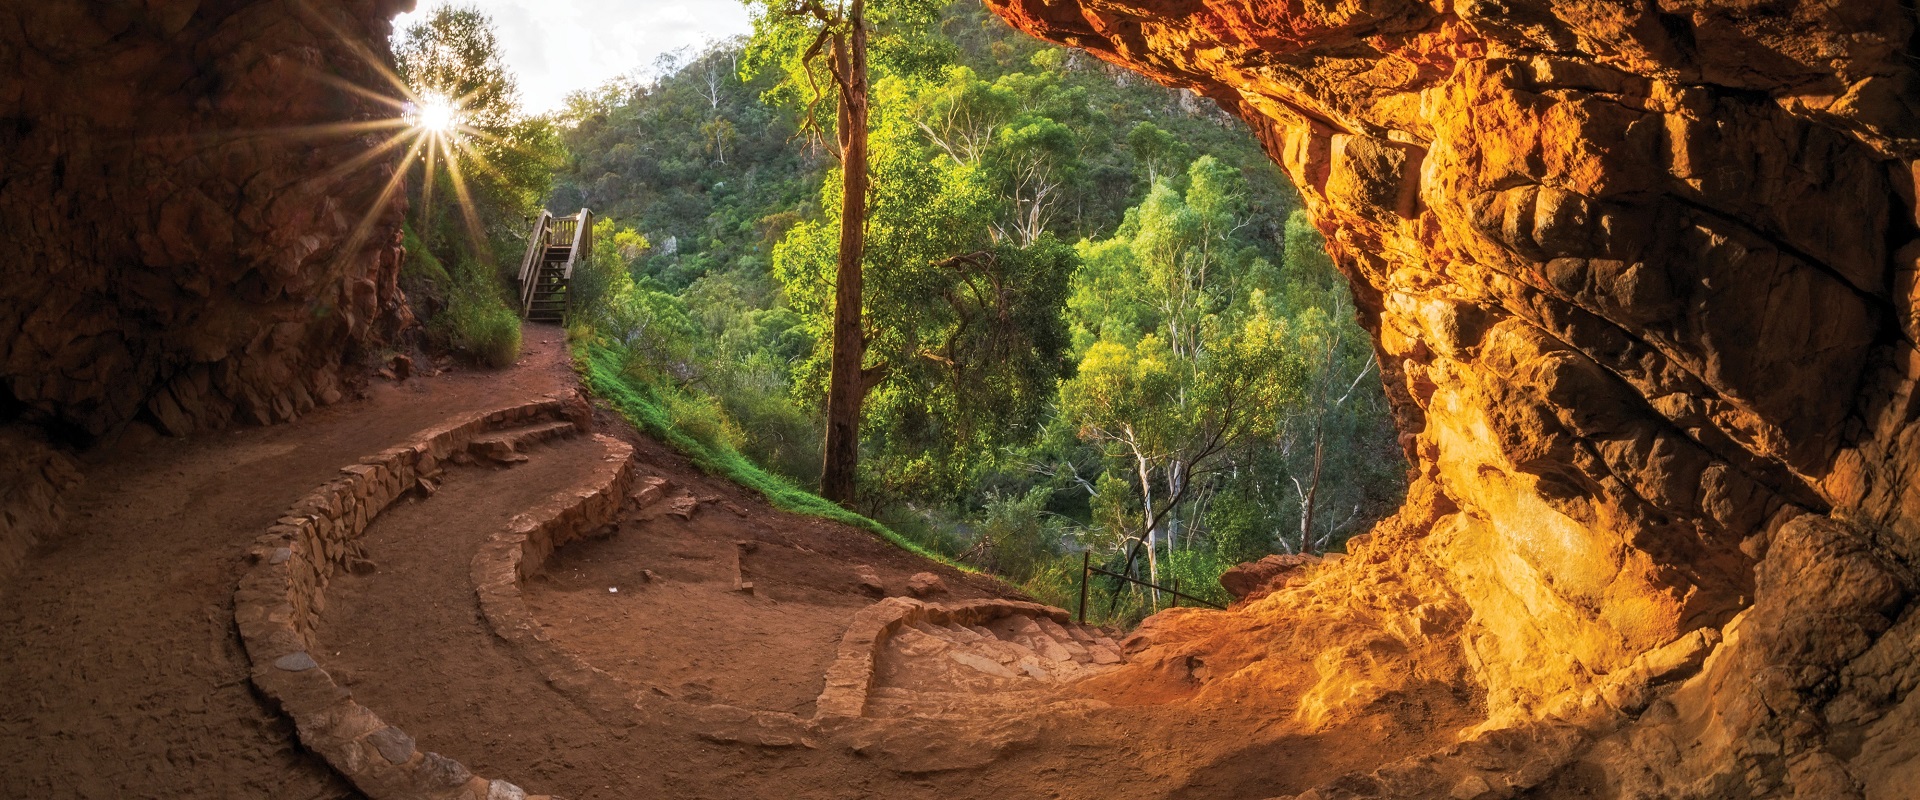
440 297 522 368
405 223 523 369
575 341 969 571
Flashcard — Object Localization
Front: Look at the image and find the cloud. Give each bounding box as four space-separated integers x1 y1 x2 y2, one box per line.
392 0 753 113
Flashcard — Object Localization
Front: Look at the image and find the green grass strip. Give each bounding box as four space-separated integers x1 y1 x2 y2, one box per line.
573 341 970 571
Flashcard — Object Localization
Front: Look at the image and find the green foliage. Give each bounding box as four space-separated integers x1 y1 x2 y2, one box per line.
396 5 564 256
400 224 451 288
441 293 522 369
964 487 1062 583
771 80 1077 498
577 343 965 569
556 0 1406 626
1054 154 1397 601
403 223 521 368
394 5 558 369
570 218 651 318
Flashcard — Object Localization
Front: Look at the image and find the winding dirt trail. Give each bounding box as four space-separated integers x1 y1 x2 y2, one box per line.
0 333 576 798
0 325 1471 799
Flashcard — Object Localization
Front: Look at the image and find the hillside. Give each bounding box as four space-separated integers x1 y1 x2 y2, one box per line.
547 0 1407 619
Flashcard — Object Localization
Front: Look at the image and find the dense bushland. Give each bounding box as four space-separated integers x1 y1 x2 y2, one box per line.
547 0 1405 623
393 6 562 367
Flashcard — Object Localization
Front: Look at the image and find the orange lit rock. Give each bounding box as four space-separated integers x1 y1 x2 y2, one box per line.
989 0 1920 793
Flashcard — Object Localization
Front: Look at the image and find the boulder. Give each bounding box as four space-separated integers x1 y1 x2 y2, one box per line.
1217 554 1320 603
906 572 948 598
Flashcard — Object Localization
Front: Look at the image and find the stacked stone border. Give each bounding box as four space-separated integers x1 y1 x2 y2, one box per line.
469 460 820 748
234 395 589 800
813 596 1085 720
469 436 645 728
472 505 1093 743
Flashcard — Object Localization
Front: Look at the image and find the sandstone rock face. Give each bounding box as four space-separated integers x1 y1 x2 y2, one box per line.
0 0 416 442
0 428 82 588
1218 552 1320 603
986 0 1920 794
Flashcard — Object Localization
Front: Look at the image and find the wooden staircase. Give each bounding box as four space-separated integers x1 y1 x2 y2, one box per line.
516 208 592 323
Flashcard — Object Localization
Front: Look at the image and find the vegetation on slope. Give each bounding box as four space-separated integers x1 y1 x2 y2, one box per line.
544 0 1405 623
576 342 961 568
392 6 562 368
383 0 1403 623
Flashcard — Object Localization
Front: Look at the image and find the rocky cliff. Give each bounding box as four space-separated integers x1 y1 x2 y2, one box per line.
984 0 1920 795
0 0 415 443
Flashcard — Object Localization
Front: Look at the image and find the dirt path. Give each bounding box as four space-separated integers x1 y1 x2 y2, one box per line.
0 324 1472 799
525 448 1019 718
0 331 576 798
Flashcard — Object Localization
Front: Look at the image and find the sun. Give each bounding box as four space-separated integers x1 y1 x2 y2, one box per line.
410 92 460 134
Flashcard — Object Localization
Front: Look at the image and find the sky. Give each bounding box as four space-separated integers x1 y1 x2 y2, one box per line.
391 0 755 114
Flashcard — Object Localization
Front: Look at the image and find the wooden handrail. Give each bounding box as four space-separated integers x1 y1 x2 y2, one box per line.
515 208 593 320
517 210 553 317
562 208 592 281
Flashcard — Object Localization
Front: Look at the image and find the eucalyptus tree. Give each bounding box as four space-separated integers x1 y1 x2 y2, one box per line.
744 0 945 504
775 72 1076 504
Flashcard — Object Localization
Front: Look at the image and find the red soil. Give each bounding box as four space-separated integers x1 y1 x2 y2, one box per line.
0 327 1476 799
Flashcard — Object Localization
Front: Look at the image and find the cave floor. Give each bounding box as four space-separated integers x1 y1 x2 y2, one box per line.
0 325 1478 799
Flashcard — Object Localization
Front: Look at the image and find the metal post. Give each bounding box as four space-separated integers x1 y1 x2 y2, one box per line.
1078 550 1091 624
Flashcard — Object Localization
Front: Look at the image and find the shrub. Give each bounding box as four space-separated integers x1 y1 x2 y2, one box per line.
431 257 522 369
661 390 745 452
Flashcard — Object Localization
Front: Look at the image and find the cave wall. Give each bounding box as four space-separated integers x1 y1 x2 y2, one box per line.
984 0 1920 795
0 0 416 443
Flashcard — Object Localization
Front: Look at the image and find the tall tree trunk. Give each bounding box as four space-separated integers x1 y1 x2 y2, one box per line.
819 2 869 506
1135 446 1161 608
1298 332 1338 552
1300 433 1325 553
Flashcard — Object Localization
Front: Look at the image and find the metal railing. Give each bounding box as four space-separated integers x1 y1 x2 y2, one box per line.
1076 550 1225 624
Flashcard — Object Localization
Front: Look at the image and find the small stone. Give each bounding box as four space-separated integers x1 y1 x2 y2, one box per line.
273 652 318 671
488 779 528 800
632 476 671 508
268 547 292 565
1217 553 1320 602
641 569 657 582
906 572 947 597
738 581 755 595
854 565 886 597
346 556 377 575
609 587 619 593
367 727 415 764
415 752 472 788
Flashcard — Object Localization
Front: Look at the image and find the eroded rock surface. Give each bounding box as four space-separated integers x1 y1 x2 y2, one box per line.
0 0 415 442
984 0 1920 795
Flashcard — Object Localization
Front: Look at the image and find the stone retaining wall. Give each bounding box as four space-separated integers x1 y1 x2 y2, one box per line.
471 436 643 728
468 457 818 748
814 597 1075 720
234 394 588 800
